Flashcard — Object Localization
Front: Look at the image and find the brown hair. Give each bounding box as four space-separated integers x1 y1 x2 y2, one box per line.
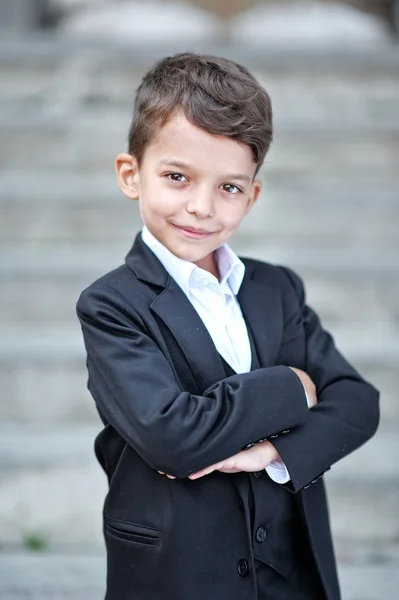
128 52 273 173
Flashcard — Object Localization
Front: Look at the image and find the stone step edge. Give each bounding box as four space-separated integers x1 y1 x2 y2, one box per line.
1 243 399 277
1 172 398 205
1 114 399 135
1 35 399 71
0 423 396 482
0 541 398 562
0 324 398 365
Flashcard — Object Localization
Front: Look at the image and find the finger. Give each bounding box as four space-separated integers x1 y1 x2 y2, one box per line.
188 470 207 480
189 462 224 480
166 474 176 479
158 471 165 475
188 471 209 480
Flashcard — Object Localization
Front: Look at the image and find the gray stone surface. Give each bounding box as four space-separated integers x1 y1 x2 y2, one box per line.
2 173 399 243
1 361 398 425
0 551 398 600
0 429 397 549
2 239 399 279
0 0 46 35
1 319 399 368
58 0 390 46
2 268 399 325
0 13 398 598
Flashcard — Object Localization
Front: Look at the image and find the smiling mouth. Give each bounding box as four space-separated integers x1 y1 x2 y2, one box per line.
172 224 215 238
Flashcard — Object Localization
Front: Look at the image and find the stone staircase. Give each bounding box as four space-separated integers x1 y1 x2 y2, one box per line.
0 35 398 599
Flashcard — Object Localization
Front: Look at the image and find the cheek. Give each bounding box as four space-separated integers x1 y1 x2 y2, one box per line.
219 202 247 229
140 186 180 218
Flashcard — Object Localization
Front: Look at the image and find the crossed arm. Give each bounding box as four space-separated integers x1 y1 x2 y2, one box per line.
159 367 318 481
77 283 310 481
181 269 380 491
77 269 379 492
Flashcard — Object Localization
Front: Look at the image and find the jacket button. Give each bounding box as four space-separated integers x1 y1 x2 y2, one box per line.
237 559 249 577
243 442 255 450
254 470 263 479
255 526 267 543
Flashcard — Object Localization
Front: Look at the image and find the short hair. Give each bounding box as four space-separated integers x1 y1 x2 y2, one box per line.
128 52 273 174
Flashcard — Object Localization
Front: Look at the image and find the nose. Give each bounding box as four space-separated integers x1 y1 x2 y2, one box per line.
186 187 214 219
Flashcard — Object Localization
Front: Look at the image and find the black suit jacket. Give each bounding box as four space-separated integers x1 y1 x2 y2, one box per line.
76 233 379 600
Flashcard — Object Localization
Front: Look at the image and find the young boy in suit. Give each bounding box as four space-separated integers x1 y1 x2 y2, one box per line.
76 52 380 600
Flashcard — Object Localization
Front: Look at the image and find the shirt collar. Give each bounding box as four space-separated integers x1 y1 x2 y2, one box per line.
141 226 245 297
214 244 245 295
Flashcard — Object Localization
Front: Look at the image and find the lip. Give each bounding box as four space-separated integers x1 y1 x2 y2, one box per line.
172 224 215 239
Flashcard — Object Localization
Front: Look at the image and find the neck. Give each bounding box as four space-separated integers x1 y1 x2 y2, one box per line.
194 252 220 281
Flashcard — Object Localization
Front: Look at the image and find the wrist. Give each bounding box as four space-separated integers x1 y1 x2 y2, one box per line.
260 440 281 468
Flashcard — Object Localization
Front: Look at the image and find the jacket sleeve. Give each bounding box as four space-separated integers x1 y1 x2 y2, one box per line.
76 283 309 478
270 267 380 493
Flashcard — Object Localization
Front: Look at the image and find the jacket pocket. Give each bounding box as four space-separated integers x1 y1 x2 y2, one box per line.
104 516 161 546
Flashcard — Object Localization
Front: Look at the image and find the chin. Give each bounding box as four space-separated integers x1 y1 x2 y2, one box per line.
166 240 208 259
175 250 205 263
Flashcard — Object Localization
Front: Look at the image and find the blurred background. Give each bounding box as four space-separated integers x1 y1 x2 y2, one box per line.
0 1 398 598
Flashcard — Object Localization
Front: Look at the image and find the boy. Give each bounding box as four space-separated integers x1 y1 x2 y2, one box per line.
76 53 379 600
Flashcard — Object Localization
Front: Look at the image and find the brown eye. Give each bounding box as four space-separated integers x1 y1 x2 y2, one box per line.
222 183 241 194
167 173 187 183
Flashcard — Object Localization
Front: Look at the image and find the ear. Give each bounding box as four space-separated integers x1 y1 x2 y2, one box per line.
245 178 262 214
115 153 140 200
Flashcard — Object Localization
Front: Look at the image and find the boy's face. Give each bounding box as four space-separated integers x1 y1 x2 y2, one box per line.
116 113 261 270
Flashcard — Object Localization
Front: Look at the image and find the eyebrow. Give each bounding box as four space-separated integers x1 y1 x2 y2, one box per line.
158 159 252 185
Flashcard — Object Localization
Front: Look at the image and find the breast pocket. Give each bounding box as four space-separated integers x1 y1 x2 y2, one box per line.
104 516 161 546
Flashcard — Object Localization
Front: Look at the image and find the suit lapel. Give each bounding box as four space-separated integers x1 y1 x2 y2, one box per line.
125 233 226 392
238 260 284 368
150 279 226 392
125 234 284 389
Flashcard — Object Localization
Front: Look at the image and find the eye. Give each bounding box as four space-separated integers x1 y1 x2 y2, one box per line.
221 183 242 195
166 172 188 183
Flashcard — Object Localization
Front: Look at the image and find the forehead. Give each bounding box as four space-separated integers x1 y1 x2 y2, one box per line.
144 113 256 176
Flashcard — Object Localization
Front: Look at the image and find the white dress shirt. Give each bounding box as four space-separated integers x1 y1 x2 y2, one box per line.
141 226 292 484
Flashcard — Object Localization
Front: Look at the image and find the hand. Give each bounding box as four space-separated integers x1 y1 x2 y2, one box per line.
158 440 282 481
188 441 281 480
289 367 317 408
157 471 176 479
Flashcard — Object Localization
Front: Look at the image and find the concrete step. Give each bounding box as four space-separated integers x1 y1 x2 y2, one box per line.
0 341 396 424
1 319 399 364
1 237 398 281
2 269 398 326
0 35 396 600
1 120 398 172
2 176 398 243
1 96 398 134
0 424 395 478
0 43 398 122
2 170 399 207
2 208 398 245
0 356 97 424
0 424 396 549
0 553 106 600
0 552 398 600
2 36 399 70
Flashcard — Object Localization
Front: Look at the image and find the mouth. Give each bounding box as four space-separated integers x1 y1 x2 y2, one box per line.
172 224 215 239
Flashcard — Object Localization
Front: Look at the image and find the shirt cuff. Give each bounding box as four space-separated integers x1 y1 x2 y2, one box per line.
265 460 291 484
265 390 309 484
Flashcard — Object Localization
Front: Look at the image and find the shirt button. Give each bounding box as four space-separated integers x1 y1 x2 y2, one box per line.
254 470 263 479
237 559 249 577
255 526 267 543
